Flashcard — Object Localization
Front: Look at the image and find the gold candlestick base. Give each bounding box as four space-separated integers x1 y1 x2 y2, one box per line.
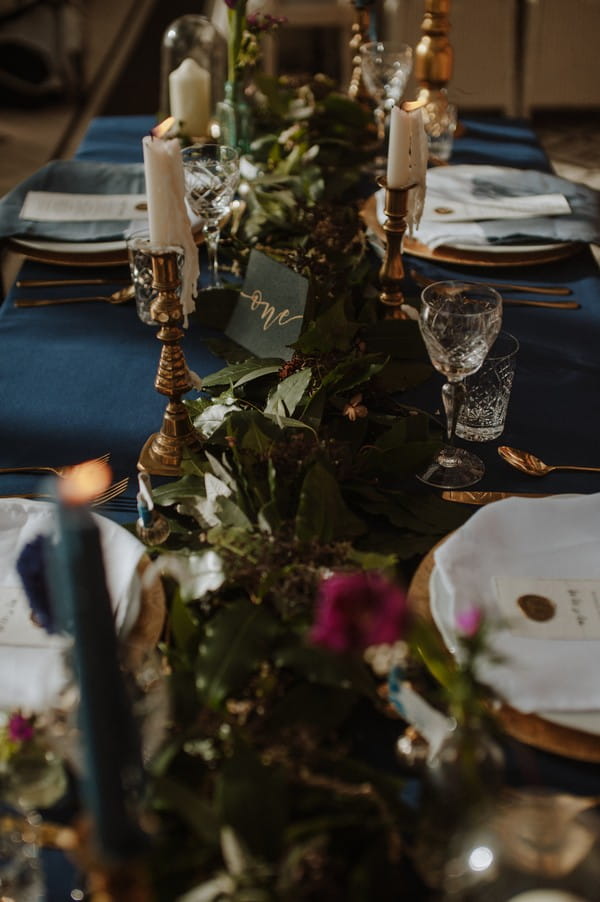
377 177 414 320
137 249 201 476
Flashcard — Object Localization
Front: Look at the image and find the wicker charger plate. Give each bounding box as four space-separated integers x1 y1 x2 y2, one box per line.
407 536 600 763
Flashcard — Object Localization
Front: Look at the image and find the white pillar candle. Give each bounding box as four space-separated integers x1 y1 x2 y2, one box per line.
141 129 200 322
387 106 410 188
169 58 211 138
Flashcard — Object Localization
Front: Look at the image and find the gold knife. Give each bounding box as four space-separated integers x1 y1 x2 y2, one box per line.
16 277 129 287
442 490 552 505
410 269 572 296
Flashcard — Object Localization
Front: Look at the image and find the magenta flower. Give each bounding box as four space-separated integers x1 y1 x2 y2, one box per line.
7 713 35 743
456 606 483 638
310 571 407 653
224 0 240 8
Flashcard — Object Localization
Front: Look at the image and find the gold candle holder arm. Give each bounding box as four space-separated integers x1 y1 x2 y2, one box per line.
137 248 202 476
376 177 416 320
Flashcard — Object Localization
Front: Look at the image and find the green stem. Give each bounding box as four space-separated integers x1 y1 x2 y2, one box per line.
227 5 248 85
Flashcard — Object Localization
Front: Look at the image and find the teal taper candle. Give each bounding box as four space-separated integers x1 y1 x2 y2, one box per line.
49 477 146 862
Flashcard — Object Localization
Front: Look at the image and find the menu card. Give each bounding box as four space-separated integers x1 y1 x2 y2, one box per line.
20 191 148 222
492 577 600 640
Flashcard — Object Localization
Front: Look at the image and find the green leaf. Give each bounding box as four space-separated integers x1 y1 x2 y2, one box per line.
201 359 282 390
170 590 200 656
216 745 288 861
265 367 313 417
196 599 281 708
295 460 365 542
294 297 359 354
275 643 379 702
151 774 220 847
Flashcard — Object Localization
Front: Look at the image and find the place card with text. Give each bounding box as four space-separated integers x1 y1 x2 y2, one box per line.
225 249 309 360
20 191 148 222
492 577 600 640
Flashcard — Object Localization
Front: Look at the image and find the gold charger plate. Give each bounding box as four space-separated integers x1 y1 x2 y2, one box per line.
361 194 584 268
407 537 600 763
8 228 205 268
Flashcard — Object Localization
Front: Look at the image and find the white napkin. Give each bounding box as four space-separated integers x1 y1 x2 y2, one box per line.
433 493 600 713
373 164 600 249
0 499 145 712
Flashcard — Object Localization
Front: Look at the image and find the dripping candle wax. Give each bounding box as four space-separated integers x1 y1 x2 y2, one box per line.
49 460 146 861
141 117 199 324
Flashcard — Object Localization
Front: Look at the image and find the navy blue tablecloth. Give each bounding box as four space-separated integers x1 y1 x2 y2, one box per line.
2 114 599 512
2 113 600 899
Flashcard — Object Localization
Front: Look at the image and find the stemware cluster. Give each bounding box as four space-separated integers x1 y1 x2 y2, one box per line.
181 143 240 289
418 281 503 489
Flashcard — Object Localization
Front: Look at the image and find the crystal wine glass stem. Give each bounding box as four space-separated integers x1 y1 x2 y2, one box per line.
442 379 466 444
204 222 222 288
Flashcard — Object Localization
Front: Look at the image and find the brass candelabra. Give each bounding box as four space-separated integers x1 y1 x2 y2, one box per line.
137 248 201 476
414 0 453 105
377 177 415 319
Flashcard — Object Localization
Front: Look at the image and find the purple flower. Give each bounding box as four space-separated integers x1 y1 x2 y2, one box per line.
224 0 240 8
456 606 483 638
7 713 35 744
310 571 407 653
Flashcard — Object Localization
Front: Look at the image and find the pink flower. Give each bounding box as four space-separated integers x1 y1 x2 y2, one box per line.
456 606 483 638
7 713 35 743
310 571 407 653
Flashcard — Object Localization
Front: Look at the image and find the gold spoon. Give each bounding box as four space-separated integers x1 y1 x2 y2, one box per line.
498 445 600 476
14 285 135 308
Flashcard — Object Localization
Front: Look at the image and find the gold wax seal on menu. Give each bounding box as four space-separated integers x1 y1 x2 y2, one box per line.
517 594 556 622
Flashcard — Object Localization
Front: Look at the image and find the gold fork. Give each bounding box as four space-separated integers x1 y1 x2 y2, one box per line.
0 452 110 477
0 476 130 507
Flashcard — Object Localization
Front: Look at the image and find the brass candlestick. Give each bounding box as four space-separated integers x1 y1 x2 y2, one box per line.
137 248 201 476
377 176 415 319
414 0 453 104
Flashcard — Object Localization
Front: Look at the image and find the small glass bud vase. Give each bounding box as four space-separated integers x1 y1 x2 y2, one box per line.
413 722 505 891
216 79 254 155
160 14 227 134
1 743 68 813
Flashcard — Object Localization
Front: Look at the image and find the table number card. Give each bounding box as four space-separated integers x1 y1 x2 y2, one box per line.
225 249 309 361
492 577 600 640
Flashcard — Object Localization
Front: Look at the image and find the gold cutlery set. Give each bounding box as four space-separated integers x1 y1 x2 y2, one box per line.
0 453 130 507
444 445 600 506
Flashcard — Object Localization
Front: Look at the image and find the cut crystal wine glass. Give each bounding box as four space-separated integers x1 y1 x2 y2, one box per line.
418 281 502 488
182 143 240 289
359 41 413 170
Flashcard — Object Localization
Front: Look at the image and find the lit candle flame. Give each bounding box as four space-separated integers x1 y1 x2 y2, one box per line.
151 116 176 139
402 99 427 112
59 460 113 505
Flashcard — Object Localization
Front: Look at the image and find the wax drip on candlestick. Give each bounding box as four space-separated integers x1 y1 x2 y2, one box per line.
142 118 199 327
47 461 148 863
